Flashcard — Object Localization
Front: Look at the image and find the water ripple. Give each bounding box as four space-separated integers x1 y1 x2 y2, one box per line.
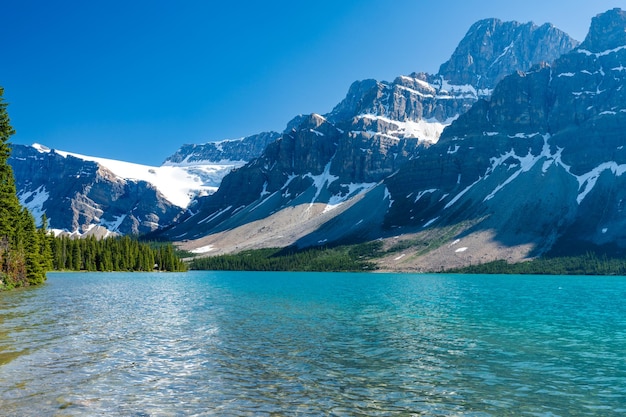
1 272 625 416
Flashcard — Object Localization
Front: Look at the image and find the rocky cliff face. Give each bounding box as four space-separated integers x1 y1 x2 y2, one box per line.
165 16 578 250
438 19 579 93
329 18 577 128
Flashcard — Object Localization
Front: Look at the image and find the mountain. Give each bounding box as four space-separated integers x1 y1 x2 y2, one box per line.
9 13 583 266
370 7 626 270
9 129 279 235
166 17 578 259
10 144 181 236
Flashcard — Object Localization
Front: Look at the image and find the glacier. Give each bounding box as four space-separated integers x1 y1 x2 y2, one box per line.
33 143 240 208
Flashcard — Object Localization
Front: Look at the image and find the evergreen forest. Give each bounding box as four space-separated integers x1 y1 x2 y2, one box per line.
50 236 187 273
189 241 626 276
189 243 381 272
452 253 626 276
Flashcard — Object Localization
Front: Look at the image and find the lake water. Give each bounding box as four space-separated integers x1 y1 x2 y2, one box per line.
0 272 625 416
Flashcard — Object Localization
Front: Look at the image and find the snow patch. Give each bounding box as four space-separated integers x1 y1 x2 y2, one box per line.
490 42 514 67
399 75 437 93
423 217 439 228
191 245 215 254
444 177 482 209
508 132 540 139
100 215 127 232
260 182 270 197
198 205 233 224
384 186 394 207
32 143 51 153
439 79 481 97
414 188 437 203
455 247 468 253
324 182 377 213
305 161 339 206
483 134 557 201
18 185 49 226
357 114 456 144
573 162 626 204
578 45 626 58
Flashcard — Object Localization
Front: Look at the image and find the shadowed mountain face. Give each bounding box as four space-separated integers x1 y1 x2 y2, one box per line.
380 8 626 266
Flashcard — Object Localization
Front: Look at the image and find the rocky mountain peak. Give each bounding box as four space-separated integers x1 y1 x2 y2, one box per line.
438 18 578 91
326 16 577 133
578 8 626 53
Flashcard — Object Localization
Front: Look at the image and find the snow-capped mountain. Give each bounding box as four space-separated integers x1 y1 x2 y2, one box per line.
162 16 578 260
9 139 270 235
327 19 578 135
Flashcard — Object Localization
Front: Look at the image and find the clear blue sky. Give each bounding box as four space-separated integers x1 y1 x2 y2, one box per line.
2 0 624 165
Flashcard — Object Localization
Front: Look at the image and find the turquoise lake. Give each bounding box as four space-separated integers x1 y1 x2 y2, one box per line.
0 271 625 416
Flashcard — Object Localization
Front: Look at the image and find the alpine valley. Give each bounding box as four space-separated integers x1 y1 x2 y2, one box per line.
11 9 626 271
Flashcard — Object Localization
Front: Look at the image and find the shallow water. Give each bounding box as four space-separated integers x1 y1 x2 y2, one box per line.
1 271 625 416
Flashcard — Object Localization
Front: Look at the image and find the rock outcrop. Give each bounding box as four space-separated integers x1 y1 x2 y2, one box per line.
164 131 280 165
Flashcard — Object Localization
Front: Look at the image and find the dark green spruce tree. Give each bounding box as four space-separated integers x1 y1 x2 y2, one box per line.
0 87 49 289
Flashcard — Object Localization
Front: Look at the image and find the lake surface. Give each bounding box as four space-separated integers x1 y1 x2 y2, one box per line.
1 272 625 416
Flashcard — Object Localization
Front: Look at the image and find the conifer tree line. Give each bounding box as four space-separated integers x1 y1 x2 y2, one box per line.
0 87 185 290
50 235 186 273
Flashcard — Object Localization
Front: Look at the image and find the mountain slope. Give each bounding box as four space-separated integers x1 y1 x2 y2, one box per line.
170 17 578 256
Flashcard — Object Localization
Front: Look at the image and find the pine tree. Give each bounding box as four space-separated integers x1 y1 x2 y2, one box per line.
38 214 54 272
0 87 20 246
20 208 45 285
